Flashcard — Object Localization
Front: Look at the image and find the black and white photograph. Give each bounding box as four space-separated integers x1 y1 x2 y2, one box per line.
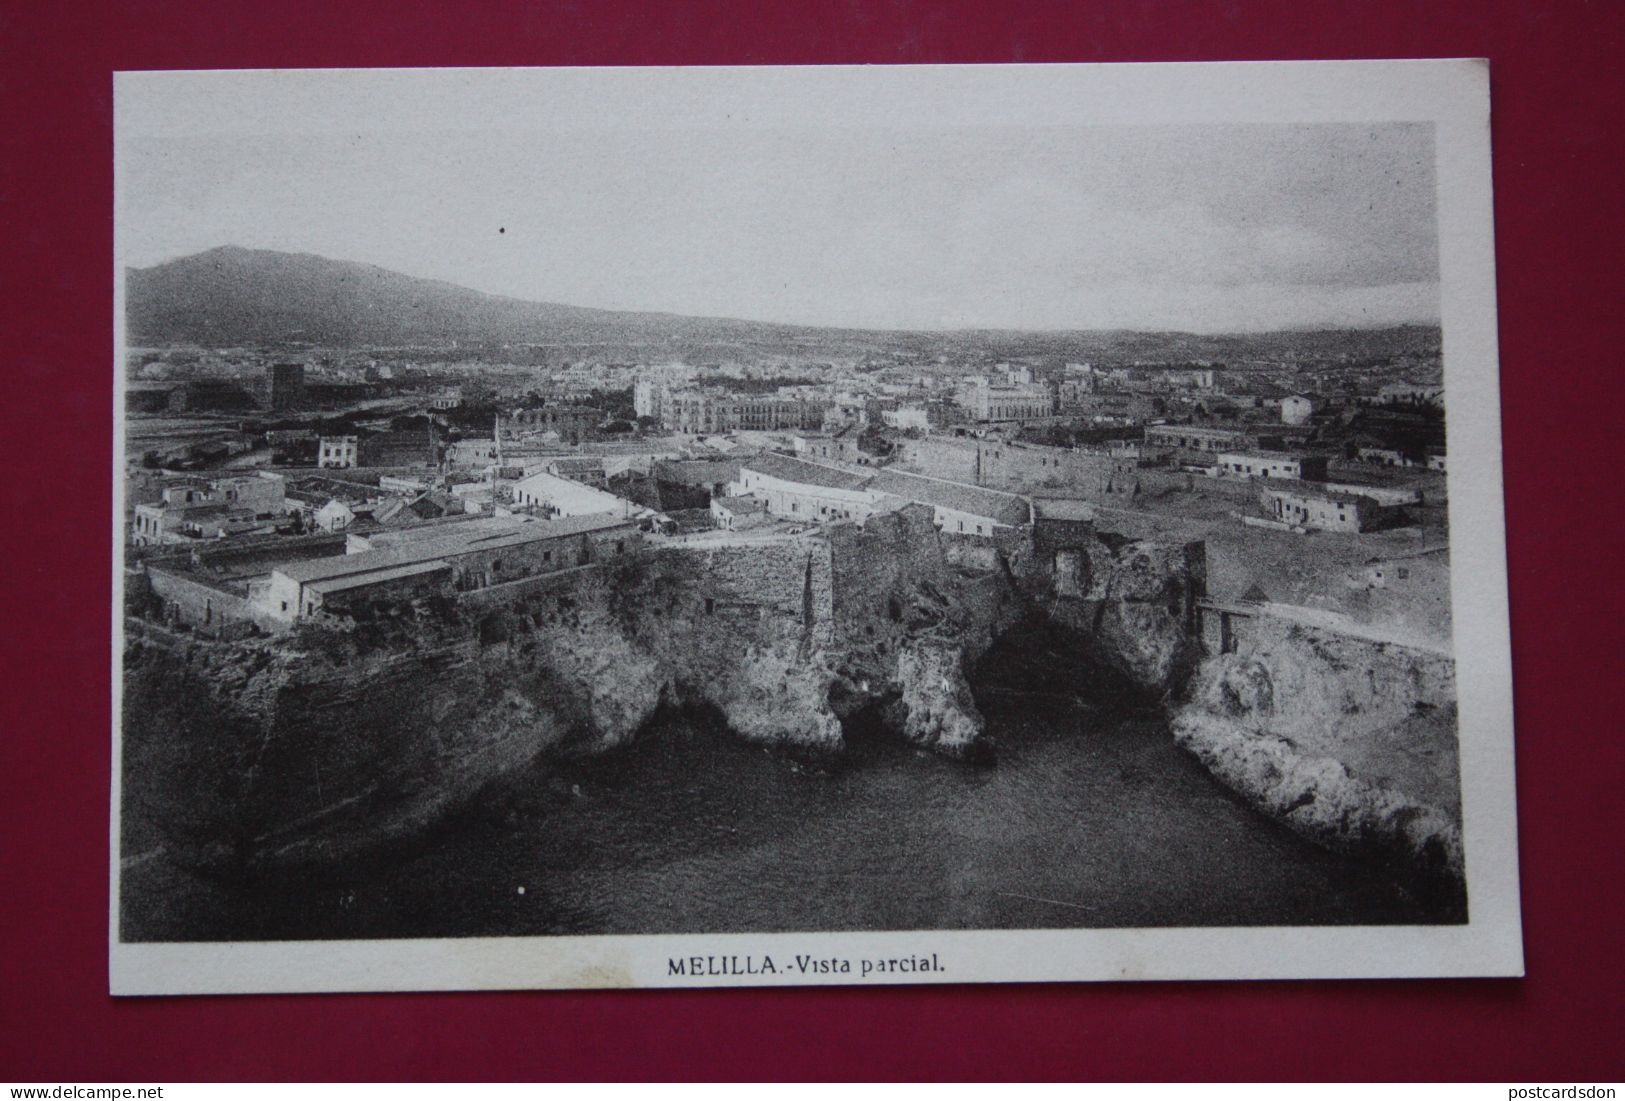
110 61 1520 993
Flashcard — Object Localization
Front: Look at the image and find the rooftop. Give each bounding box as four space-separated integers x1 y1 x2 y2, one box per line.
868 469 1030 526
274 513 634 585
741 452 874 491
1218 450 1312 463
1257 484 1375 506
1146 424 1252 438
653 458 742 485
1032 498 1097 523
306 559 451 595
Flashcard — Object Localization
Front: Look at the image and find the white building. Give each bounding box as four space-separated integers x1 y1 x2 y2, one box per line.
710 495 770 531
633 379 666 419
867 468 1029 535
447 438 500 470
1281 395 1313 425
1216 451 1328 481
510 470 635 519
318 436 358 469
731 453 887 525
313 498 357 532
959 379 1054 423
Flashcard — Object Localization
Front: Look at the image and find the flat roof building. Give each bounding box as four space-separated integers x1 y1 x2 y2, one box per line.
1216 451 1329 481
260 513 639 622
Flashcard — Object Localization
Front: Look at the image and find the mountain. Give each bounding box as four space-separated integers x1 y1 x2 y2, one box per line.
124 246 818 350
125 246 1441 366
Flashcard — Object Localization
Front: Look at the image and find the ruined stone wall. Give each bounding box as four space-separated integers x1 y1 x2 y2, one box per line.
968 444 1269 507
976 443 1121 494
144 567 271 638
653 535 834 639
894 437 979 482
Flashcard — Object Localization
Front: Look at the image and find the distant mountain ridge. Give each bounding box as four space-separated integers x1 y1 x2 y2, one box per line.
124 246 825 349
125 246 1441 362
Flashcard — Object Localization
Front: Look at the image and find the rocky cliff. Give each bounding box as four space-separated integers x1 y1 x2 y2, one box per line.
1170 616 1463 901
121 507 1207 872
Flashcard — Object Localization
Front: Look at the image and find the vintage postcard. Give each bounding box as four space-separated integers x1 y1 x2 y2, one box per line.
111 60 1521 994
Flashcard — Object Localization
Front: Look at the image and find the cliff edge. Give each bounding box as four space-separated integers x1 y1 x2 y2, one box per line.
1171 616 1463 900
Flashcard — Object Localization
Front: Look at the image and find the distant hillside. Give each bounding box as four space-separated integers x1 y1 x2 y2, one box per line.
125 246 1440 365
124 246 816 350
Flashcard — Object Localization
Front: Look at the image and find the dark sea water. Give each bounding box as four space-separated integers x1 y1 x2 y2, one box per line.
121 699 1459 942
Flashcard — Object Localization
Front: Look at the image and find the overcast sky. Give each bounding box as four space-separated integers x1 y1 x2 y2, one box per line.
118 70 1440 333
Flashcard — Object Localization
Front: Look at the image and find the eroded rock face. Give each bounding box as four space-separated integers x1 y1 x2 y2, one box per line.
519 603 666 752
122 511 1208 871
1013 532 1205 698
1172 618 1462 895
890 641 988 760
681 631 845 753
1091 600 1193 695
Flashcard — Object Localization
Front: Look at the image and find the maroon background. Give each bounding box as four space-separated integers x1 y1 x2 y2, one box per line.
3 0 1622 1081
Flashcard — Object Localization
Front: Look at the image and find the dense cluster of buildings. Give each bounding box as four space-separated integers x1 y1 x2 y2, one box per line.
126 343 1449 645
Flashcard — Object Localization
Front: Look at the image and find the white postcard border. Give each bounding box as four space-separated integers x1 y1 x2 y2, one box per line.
109 58 1522 995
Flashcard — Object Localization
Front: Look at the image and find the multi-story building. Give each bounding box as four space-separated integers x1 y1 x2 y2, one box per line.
1056 378 1095 411
957 378 1055 423
130 473 287 545
317 436 358 469
632 379 667 420
663 390 822 435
